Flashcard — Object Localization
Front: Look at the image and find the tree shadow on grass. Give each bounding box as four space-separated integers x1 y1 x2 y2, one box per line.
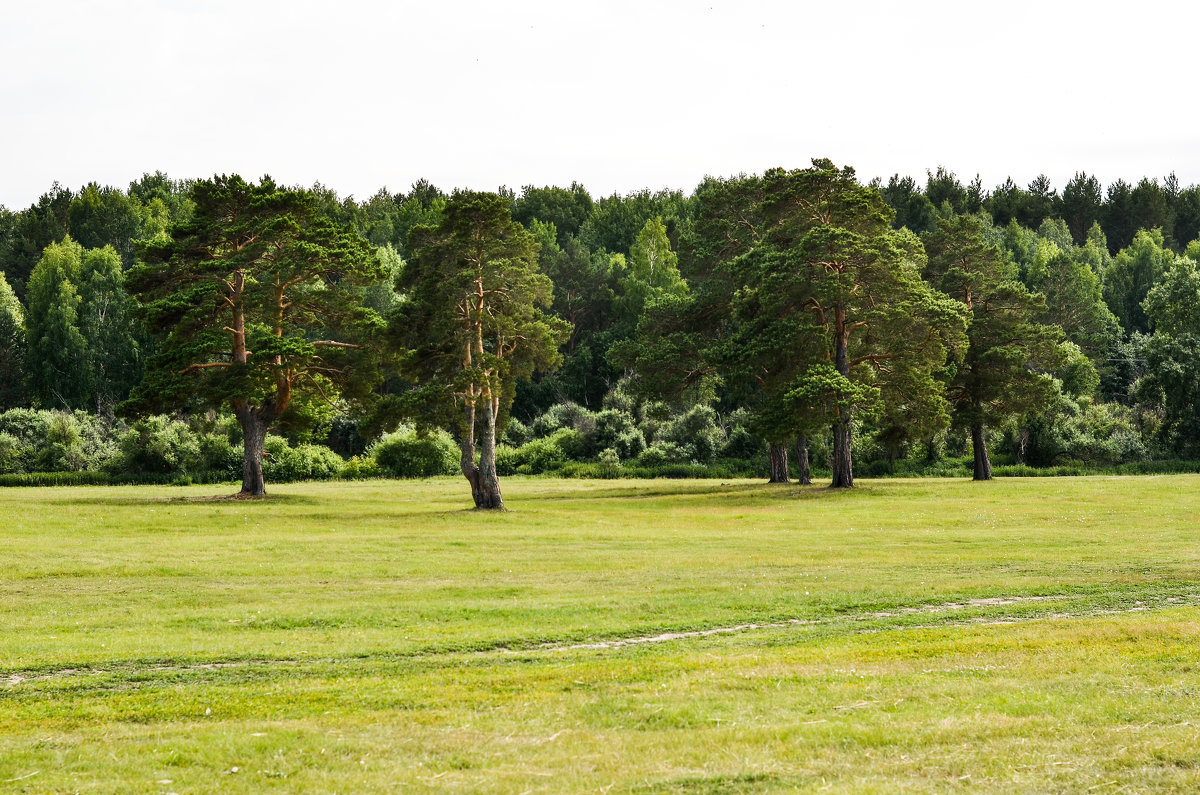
53 492 323 507
533 481 843 503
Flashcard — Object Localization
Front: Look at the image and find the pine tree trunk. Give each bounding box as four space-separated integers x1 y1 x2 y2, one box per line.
768 443 790 483
971 420 992 481
474 399 504 509
831 419 853 488
461 400 505 510
236 408 268 496
795 435 812 485
830 304 854 488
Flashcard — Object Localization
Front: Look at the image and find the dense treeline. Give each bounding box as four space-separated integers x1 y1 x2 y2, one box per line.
2 163 1200 496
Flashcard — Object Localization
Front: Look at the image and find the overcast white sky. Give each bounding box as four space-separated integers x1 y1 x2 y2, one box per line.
2 0 1198 209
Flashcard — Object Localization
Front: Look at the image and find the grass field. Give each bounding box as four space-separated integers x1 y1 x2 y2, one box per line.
4 475 1200 793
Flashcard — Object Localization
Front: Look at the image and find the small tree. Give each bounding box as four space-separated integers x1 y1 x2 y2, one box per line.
126 175 383 496
78 245 146 415
1136 253 1200 454
923 214 1065 480
388 191 569 509
0 271 26 410
25 237 89 409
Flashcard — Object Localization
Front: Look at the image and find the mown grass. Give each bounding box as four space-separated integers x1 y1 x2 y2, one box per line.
3 475 1200 792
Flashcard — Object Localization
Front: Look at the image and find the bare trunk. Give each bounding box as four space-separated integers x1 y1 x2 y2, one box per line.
461 400 504 510
831 419 853 488
795 435 812 485
475 399 504 509
236 407 269 496
971 420 992 481
768 443 790 483
830 305 853 488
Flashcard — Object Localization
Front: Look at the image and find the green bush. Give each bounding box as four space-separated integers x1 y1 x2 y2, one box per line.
323 414 369 458
39 412 90 472
263 437 345 482
0 471 115 487
194 432 242 478
0 409 117 473
592 408 645 460
721 426 766 460
510 428 583 474
637 441 688 468
501 417 532 447
656 405 726 464
0 408 49 446
370 427 459 478
596 447 623 476
339 455 383 480
531 402 595 439
559 460 624 479
862 459 894 477
113 416 200 475
626 463 730 479
0 431 31 474
495 444 518 476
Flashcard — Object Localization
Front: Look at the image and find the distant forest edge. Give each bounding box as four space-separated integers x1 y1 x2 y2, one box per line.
0 164 1197 490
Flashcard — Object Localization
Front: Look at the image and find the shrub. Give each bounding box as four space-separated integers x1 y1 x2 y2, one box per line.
638 441 688 468
596 447 622 476
559 460 623 479
721 426 765 460
113 416 200 475
862 459 894 478
293 444 345 481
531 402 595 439
0 471 115 487
193 431 242 478
501 417 532 447
636 400 672 443
0 431 31 474
324 414 368 458
0 408 48 446
511 428 583 474
370 427 459 478
339 455 382 480
264 437 345 482
39 412 90 472
656 405 726 464
495 444 518 476
592 408 644 459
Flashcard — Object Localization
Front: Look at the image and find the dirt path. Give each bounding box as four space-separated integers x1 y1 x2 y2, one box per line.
544 592 1200 651
7 591 1200 686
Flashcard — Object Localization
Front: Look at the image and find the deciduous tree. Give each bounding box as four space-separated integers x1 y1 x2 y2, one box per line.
1104 229 1174 335
0 271 26 410
1135 253 1200 453
25 237 89 409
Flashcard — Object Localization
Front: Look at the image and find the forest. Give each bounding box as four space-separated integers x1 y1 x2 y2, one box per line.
1 162 1198 501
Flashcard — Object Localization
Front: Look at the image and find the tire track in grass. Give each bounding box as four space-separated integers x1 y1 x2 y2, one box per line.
7 592 1200 685
545 592 1200 651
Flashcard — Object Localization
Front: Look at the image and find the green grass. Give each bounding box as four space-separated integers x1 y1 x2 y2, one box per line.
4 476 1200 792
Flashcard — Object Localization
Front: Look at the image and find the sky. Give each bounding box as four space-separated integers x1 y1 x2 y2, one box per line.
2 0 1199 209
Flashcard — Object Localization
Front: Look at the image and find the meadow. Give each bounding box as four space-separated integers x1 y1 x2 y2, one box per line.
3 476 1200 793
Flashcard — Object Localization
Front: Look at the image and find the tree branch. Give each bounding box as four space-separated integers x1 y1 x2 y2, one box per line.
178 362 231 375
